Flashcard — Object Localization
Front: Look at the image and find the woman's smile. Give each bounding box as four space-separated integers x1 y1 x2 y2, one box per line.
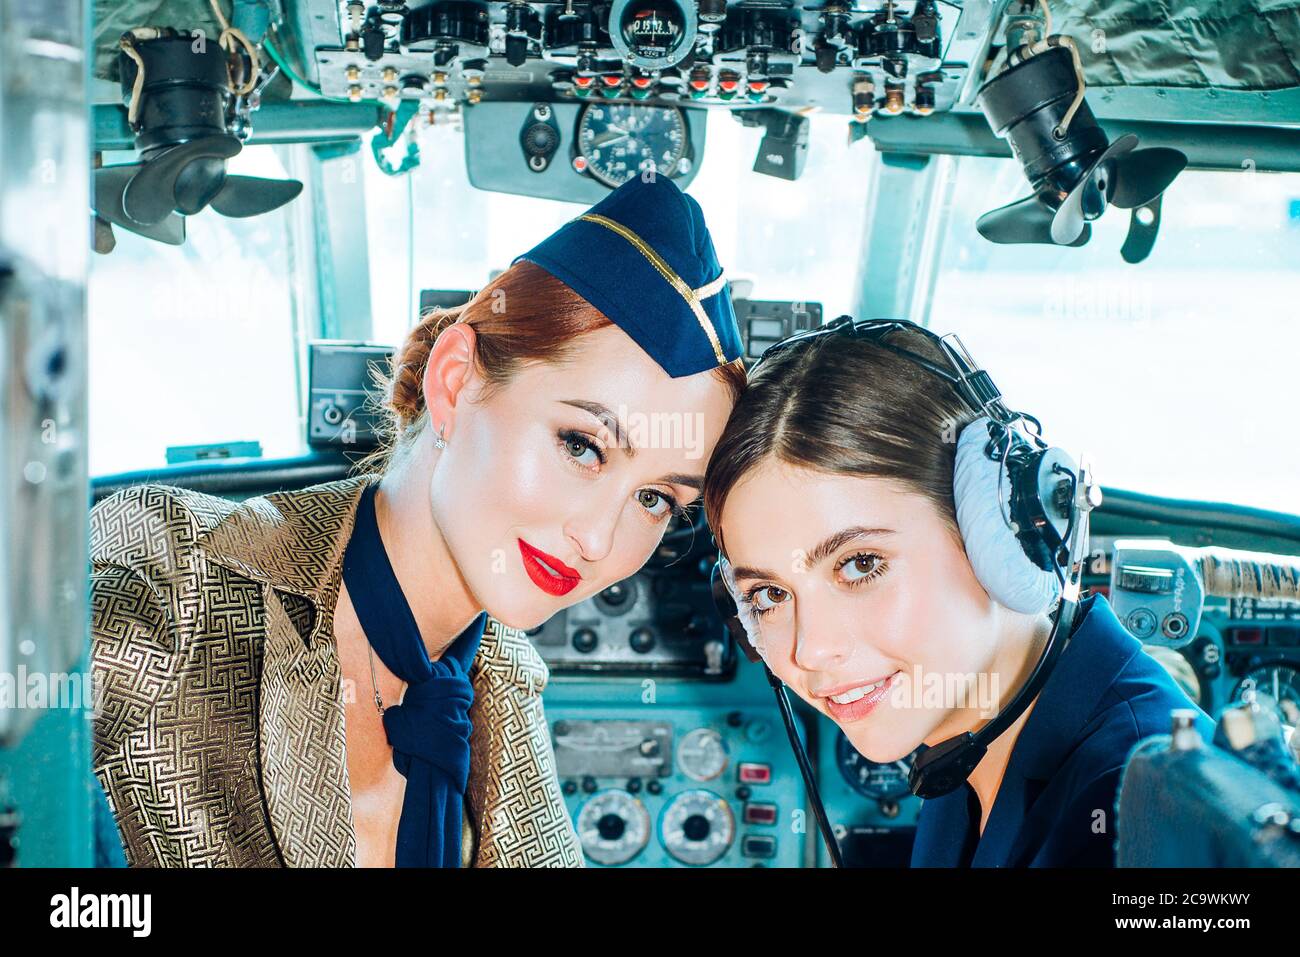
816 670 901 724
517 537 582 596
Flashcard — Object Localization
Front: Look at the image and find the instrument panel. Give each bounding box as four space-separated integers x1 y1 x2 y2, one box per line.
548 703 810 866
1088 537 1300 725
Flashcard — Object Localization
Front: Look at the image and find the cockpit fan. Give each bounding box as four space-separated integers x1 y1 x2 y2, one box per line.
975 39 1186 263
93 31 302 248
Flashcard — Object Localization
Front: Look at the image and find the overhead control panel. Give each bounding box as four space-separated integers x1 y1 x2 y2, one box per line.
301 0 983 122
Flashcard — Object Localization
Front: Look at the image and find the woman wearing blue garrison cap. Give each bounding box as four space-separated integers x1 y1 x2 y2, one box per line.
88 174 747 868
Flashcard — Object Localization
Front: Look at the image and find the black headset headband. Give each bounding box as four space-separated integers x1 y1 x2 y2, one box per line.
746 316 1043 449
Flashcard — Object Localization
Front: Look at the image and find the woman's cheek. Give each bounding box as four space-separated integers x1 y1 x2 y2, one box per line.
500 441 558 521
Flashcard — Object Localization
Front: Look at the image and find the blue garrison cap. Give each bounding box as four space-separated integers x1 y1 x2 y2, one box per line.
511 175 743 377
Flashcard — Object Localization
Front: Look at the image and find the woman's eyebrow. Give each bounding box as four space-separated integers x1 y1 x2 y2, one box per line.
559 400 703 490
731 526 895 583
560 399 634 455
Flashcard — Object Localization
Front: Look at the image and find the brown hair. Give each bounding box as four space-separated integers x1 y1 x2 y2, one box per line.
702 326 977 554
356 259 748 475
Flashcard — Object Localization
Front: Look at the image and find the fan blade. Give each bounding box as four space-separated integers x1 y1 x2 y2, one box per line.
209 175 304 218
1120 196 1163 264
1110 147 1187 209
977 195 1059 245
174 158 231 216
1050 132 1147 243
1050 187 1088 245
1064 222 1092 247
122 135 242 225
1054 168 1109 244
93 165 186 245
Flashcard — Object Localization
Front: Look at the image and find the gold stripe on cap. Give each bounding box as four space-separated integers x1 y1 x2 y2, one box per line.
579 212 726 366
694 273 727 300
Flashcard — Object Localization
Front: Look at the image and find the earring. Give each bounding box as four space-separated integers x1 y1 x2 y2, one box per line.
434 424 447 450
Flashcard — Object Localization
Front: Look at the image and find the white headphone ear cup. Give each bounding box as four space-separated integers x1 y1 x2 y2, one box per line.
721 557 767 661
952 416 1060 615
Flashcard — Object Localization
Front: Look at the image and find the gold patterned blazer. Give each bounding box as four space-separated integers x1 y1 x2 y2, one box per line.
88 473 583 868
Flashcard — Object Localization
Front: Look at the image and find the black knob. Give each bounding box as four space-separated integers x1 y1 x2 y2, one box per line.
597 813 626 841
735 785 751 801
362 27 386 61
627 778 642 793
572 628 598 653
562 779 578 796
581 775 598 794
646 780 663 795
629 627 656 654
815 41 837 74
522 123 558 157
682 814 710 842
600 581 632 608
505 33 528 67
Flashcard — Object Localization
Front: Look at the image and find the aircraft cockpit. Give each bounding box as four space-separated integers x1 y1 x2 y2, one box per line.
1 0 1299 918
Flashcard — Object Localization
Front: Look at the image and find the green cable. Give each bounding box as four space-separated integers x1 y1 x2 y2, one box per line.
262 34 420 175
264 35 381 106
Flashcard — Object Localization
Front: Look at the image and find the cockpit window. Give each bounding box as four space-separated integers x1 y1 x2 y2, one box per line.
364 111 876 346
88 145 307 476
928 155 1300 516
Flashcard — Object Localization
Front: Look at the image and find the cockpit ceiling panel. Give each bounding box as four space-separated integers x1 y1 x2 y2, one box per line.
93 1 223 82
1054 0 1300 90
90 1 1300 94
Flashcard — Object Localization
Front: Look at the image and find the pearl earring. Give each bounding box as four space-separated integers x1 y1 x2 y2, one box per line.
434 424 447 450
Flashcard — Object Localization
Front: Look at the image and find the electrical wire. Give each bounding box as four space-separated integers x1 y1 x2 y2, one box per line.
1003 0 1086 138
209 0 260 95
768 666 845 868
264 28 389 108
119 28 159 128
119 1 263 128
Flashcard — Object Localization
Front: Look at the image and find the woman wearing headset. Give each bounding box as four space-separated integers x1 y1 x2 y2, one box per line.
89 175 746 868
703 318 1213 867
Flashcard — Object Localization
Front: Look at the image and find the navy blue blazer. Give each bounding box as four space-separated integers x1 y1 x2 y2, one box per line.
909 593 1215 867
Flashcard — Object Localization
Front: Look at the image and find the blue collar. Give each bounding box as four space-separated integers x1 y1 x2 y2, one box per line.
1011 593 1143 782
912 593 1144 867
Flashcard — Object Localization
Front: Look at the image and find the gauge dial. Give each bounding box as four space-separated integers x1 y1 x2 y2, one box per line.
677 727 728 782
1234 662 1300 726
660 789 734 866
576 789 651 866
576 103 688 188
836 734 923 802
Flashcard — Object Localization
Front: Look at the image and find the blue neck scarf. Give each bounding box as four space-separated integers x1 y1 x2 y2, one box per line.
341 481 486 867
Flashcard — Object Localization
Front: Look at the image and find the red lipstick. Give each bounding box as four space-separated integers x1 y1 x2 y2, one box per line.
517 538 581 597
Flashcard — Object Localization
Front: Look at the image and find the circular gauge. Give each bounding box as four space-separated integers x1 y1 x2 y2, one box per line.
608 0 697 69
836 733 923 802
576 789 651 866
576 103 688 188
1234 662 1300 726
677 727 728 782
660 789 734 866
